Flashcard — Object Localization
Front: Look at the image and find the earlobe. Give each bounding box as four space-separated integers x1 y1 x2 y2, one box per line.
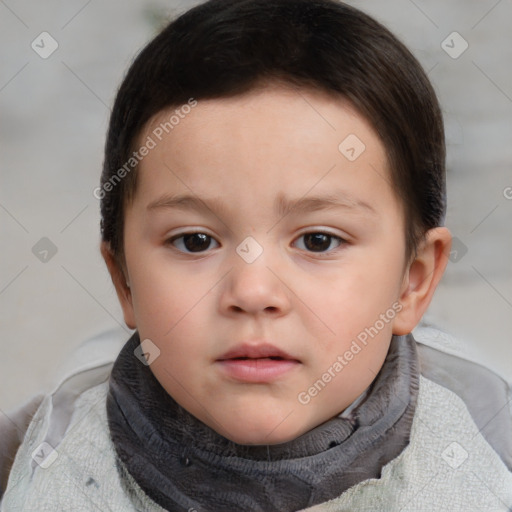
100 241 137 330
392 227 452 335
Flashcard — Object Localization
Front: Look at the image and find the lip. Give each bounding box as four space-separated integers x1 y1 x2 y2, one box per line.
216 342 301 383
217 342 298 361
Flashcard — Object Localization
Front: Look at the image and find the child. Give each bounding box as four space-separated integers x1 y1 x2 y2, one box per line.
2 0 512 510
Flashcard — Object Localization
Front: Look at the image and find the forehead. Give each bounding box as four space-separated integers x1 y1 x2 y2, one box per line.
133 85 399 221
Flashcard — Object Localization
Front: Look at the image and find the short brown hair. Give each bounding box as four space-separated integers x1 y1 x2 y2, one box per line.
100 0 446 265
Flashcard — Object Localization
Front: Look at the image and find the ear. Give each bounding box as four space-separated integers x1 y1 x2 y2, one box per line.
100 241 137 330
392 227 452 335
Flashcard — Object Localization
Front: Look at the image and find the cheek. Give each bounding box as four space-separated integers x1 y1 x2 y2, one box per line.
301 255 403 349
126 250 206 338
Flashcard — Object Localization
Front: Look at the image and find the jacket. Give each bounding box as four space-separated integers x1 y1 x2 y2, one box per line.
1 325 511 511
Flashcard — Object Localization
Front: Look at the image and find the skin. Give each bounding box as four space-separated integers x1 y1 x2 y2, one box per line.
102 84 451 445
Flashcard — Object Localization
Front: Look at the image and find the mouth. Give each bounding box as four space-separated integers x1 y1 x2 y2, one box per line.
216 343 301 383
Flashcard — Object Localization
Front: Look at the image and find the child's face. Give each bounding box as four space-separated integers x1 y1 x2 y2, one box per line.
118 85 414 445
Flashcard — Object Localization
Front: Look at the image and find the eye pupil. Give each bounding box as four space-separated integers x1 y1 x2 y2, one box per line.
304 233 331 252
174 232 340 254
183 233 211 252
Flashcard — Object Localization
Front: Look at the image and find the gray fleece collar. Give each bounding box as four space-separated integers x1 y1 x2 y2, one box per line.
107 333 419 511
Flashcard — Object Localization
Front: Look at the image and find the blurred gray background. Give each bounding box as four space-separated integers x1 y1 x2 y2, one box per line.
1 0 511 413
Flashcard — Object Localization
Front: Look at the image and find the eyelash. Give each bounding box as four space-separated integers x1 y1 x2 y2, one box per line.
166 230 346 255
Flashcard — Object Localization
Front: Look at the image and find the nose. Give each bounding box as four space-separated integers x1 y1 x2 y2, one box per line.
219 248 291 318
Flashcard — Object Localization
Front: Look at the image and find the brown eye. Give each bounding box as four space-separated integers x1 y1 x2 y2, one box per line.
169 233 219 253
294 232 343 253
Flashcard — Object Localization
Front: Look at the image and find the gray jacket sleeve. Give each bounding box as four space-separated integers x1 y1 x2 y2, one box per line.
415 326 512 471
0 394 44 497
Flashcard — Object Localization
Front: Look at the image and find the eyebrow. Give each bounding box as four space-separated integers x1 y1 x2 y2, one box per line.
147 191 377 218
